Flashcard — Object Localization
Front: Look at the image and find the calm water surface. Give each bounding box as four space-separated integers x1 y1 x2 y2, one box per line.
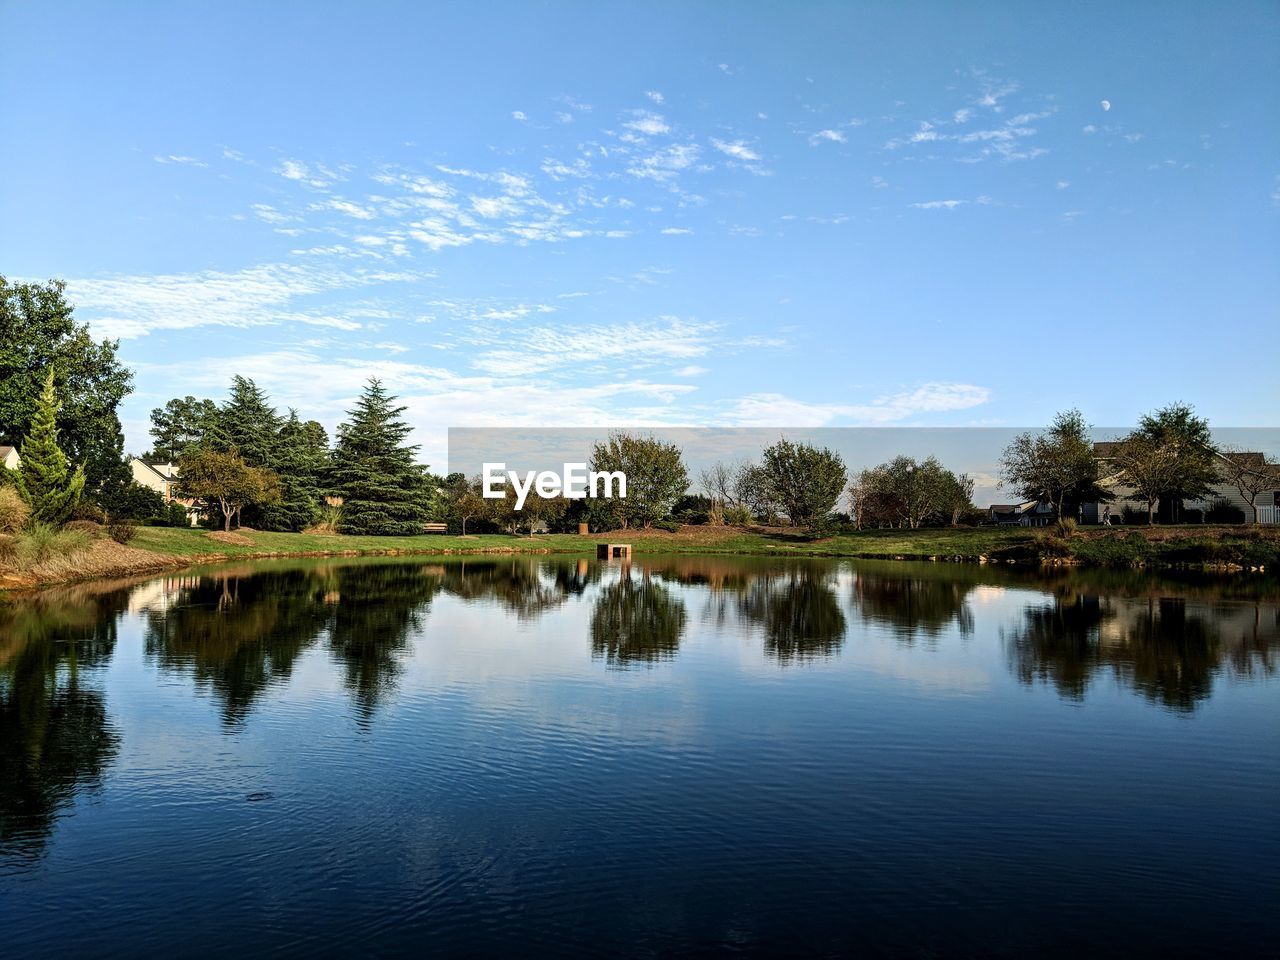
1 556 1277 958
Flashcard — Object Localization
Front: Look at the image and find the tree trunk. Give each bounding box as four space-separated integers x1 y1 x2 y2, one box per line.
1147 500 1155 524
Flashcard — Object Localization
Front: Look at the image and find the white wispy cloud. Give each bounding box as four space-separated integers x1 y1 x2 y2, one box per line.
626 143 701 181
276 158 342 189
727 382 991 426
623 110 671 137
710 138 760 161
645 90 664 104
465 316 719 378
809 129 846 145
153 154 208 167
909 196 992 210
660 227 694 235
511 110 528 121
68 262 420 339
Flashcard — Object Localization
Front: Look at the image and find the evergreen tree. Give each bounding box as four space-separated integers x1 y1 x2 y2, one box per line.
259 411 328 532
218 376 282 466
330 379 428 536
215 377 284 528
15 371 85 524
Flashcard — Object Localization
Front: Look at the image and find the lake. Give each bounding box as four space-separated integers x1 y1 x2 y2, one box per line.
1 556 1277 958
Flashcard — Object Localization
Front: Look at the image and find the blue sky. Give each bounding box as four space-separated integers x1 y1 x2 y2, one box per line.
2 1 1277 469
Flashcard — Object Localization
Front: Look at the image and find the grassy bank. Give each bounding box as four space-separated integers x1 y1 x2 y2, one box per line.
2 522 1276 591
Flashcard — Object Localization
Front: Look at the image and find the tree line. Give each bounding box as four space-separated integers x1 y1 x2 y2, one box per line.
4 276 1274 540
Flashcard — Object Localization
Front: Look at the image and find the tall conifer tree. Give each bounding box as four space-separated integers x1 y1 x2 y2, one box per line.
331 379 427 536
16 371 85 524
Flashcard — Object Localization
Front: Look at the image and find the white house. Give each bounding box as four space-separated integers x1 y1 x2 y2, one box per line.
1083 443 1279 525
130 458 200 525
0 445 20 471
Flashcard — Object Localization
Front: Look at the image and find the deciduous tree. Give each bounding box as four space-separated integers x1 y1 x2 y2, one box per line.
589 432 688 529
176 446 281 532
0 277 133 500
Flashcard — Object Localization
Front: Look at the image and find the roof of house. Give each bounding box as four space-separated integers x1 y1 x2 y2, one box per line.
132 458 178 481
0 445 14 456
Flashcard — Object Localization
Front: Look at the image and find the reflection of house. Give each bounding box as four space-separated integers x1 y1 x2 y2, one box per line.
130 459 201 525
0 445 20 470
988 501 1056 526
1084 443 1279 525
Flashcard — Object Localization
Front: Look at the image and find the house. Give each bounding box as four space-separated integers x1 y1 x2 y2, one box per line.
0 445 20 471
130 458 201 525
1083 442 1279 525
988 500 1057 527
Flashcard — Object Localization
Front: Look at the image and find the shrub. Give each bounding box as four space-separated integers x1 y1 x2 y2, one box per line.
64 519 105 538
1053 517 1078 539
108 521 138 544
12 522 92 570
305 503 344 535
1205 499 1245 524
167 502 191 527
0 487 31 534
1122 506 1151 525
724 504 753 527
1033 531 1073 558
650 517 681 533
71 501 109 524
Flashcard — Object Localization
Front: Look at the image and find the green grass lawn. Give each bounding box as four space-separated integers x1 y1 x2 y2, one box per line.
124 522 1278 570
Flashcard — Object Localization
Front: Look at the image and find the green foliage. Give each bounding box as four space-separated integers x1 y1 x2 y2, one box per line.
330 379 429 536
177 446 281 532
758 438 847 531
724 504 754 526
15 371 85 524
0 486 31 533
147 395 221 461
1000 409 1107 517
1134 403 1218 519
854 456 968 529
0 277 134 497
1205 498 1245 524
306 502 344 535
10 522 93 570
95 480 166 522
589 431 689 529
259 410 328 531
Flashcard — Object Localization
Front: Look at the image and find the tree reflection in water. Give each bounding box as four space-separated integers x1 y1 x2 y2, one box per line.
851 572 975 644
590 567 687 667
1004 592 1280 712
737 566 847 663
325 564 441 722
144 570 334 725
433 559 574 620
0 586 129 862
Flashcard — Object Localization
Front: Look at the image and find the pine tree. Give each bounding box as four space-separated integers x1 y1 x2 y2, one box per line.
218 376 282 466
215 376 283 528
260 411 328 531
331 379 428 536
16 370 85 524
